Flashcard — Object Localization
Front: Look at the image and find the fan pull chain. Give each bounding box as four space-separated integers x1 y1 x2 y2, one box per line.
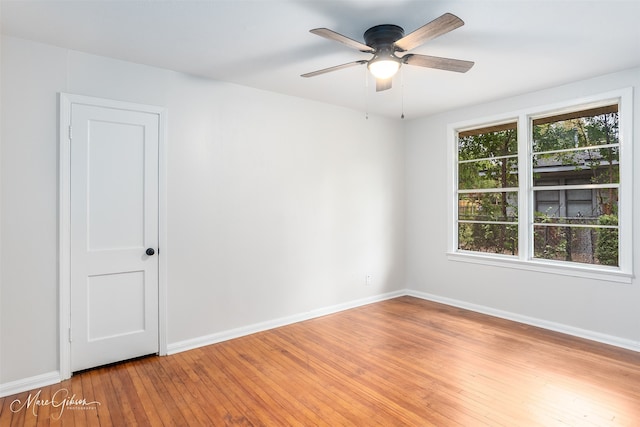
365 68 369 120
400 68 405 120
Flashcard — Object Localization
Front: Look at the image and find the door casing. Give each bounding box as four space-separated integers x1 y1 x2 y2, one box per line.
59 93 168 379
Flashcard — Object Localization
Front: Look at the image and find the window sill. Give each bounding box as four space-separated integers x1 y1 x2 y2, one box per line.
447 251 633 284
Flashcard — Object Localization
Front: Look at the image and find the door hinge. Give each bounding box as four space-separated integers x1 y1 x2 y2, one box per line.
68 328 73 342
68 126 73 141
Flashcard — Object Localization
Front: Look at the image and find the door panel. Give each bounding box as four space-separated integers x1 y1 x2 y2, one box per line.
70 103 159 372
87 271 146 341
87 121 145 250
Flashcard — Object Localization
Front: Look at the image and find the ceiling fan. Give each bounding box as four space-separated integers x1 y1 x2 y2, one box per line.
301 13 474 92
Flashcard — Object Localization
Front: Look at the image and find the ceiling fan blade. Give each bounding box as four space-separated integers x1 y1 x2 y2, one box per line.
310 28 374 52
403 54 474 73
394 13 464 52
301 60 367 78
376 78 392 92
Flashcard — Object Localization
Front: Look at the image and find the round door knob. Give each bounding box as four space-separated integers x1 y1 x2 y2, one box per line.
146 248 155 256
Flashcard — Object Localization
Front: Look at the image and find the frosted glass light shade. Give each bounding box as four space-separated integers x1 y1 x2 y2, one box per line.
368 59 400 79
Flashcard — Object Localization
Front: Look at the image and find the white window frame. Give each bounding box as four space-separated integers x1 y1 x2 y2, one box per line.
447 88 633 283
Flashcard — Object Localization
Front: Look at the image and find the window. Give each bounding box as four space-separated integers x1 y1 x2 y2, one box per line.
449 89 633 282
457 122 518 255
532 105 619 266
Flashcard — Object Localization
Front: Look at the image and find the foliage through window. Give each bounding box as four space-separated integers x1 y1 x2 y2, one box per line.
457 123 518 255
455 99 626 271
531 105 619 266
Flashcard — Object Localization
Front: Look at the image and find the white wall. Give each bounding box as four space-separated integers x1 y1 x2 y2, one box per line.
405 67 640 346
0 36 405 386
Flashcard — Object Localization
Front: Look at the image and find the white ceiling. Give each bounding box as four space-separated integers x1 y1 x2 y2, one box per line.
1 0 639 119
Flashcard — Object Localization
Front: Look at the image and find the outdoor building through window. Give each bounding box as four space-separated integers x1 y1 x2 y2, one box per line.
532 105 619 266
451 89 632 280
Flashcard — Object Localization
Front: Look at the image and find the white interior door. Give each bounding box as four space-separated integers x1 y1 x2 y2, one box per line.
70 101 159 372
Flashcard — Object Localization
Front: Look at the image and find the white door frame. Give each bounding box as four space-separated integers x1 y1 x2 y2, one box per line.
58 93 168 380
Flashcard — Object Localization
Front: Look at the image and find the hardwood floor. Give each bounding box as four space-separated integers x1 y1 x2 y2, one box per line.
2 296 640 426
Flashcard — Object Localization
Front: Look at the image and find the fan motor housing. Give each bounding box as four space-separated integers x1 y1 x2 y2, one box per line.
363 24 405 49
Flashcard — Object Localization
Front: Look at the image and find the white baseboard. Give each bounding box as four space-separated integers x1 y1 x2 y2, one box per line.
4 288 637 397
0 371 61 398
167 289 406 355
406 289 640 353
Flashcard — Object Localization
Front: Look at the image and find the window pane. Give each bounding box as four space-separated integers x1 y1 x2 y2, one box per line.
458 192 518 222
458 157 518 190
536 190 559 202
535 199 560 217
567 201 593 218
566 188 592 201
458 223 518 255
532 110 618 152
532 147 619 184
458 127 517 161
534 188 618 221
533 225 618 266
456 123 519 257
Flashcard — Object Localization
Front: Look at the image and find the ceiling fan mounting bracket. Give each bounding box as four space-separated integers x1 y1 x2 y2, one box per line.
363 24 405 51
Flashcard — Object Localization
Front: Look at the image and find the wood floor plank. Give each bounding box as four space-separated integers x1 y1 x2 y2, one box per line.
125 359 164 426
267 325 465 425
196 344 265 425
257 328 428 426
221 338 327 425
158 354 219 426
169 351 234 424
84 367 113 426
97 366 125 426
1 391 21 426
250 332 372 426
135 355 193 426
78 371 101 427
2 296 640 426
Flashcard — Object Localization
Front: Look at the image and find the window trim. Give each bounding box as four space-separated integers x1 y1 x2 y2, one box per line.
447 88 633 283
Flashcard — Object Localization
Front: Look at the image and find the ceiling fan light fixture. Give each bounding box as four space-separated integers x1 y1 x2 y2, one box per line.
368 58 400 79
303 14 473 92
